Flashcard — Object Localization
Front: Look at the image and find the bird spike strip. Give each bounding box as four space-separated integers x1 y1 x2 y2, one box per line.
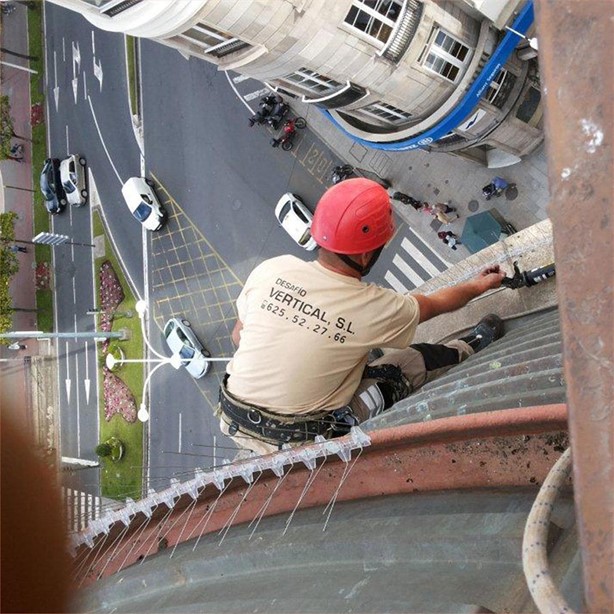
69 427 371 555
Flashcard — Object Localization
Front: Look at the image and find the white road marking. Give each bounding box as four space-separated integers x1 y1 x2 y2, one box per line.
65 124 70 154
385 270 409 294
74 312 77 333
93 58 103 91
75 352 81 457
401 235 443 277
83 70 87 100
224 71 259 113
91 30 95 56
87 194 100 435
53 50 59 111
232 74 250 83
392 254 424 287
72 40 81 70
65 341 71 404
84 341 91 405
407 227 452 267
62 37 66 62
87 95 122 185
72 276 77 305
178 413 182 453
244 87 269 101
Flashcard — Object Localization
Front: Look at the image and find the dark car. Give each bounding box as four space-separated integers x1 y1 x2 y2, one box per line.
40 158 67 214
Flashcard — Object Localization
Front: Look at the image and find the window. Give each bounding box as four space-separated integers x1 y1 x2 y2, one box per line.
483 69 517 109
357 101 412 124
344 0 403 47
280 68 343 97
423 29 471 83
178 23 249 58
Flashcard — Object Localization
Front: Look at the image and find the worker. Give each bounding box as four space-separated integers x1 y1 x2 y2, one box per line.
218 179 506 455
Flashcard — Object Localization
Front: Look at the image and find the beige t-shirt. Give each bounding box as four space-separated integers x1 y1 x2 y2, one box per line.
226 255 420 414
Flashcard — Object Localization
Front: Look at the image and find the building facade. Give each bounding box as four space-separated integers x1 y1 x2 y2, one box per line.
51 0 543 166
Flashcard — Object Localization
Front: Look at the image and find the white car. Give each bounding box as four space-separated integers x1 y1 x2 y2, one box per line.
274 193 317 251
60 154 87 206
121 177 166 231
163 317 211 379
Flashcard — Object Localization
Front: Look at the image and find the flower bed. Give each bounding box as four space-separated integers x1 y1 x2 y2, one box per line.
99 260 125 335
35 261 51 291
103 367 137 423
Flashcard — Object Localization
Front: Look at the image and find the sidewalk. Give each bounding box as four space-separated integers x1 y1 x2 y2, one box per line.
294 100 551 266
0 3 42 428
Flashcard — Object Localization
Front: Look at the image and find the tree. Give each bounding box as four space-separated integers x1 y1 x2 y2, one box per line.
0 213 19 336
0 95 32 160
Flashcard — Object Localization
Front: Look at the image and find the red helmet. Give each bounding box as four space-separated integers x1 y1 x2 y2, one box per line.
311 178 394 254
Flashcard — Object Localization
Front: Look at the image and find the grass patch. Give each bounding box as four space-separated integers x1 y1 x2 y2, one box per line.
125 36 139 116
93 210 144 500
35 289 53 332
27 3 53 330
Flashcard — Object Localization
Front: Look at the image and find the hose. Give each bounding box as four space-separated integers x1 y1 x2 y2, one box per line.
522 447 576 614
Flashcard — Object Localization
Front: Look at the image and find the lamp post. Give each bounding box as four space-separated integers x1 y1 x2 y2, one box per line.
108 300 231 423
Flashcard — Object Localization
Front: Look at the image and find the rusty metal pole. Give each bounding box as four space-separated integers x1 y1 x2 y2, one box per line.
535 1 613 611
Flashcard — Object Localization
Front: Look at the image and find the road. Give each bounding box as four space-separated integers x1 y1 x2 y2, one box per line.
43 4 143 484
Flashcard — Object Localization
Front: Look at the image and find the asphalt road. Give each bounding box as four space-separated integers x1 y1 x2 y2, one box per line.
44 3 143 485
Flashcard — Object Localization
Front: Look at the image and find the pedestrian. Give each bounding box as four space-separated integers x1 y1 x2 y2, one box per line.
217 178 506 455
7 245 27 253
432 202 459 224
437 231 461 250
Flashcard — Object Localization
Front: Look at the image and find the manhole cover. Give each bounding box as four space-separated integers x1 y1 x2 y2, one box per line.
232 200 242 211
468 200 479 212
505 185 519 201
430 218 443 232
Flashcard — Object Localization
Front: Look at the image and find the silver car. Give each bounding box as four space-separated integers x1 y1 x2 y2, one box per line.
60 154 88 206
163 317 211 379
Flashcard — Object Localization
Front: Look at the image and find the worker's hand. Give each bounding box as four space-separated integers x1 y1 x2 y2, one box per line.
476 264 506 292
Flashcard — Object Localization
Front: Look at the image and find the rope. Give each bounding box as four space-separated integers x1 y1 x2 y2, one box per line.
522 447 576 614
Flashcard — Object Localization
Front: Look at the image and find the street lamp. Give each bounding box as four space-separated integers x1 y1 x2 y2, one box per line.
108 300 231 423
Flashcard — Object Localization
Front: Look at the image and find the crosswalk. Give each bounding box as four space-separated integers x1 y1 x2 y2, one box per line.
384 227 450 293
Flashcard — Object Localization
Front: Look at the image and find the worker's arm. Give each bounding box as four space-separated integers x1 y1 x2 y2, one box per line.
413 265 505 324
231 319 244 347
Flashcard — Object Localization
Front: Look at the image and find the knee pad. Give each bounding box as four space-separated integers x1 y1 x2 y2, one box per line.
358 384 386 419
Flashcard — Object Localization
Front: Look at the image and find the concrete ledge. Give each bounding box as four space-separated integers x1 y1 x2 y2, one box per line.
411 218 557 344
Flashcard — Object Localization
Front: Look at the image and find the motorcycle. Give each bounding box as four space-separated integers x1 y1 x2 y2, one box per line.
270 117 306 151
265 100 290 129
391 191 424 211
248 94 282 127
331 164 355 184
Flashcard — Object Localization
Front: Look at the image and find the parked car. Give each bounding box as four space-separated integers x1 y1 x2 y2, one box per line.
121 177 166 231
274 192 317 251
163 317 211 379
39 158 67 214
60 154 88 206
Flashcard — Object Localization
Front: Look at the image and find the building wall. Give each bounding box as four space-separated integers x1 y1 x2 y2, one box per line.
49 0 543 164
